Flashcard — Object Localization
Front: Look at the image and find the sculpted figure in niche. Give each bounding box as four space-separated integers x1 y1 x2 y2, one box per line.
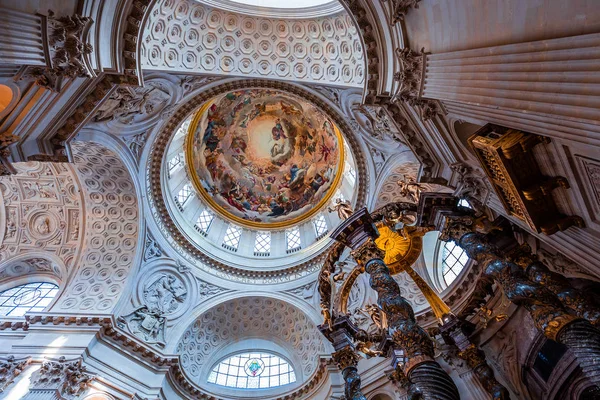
144 273 187 314
328 198 354 220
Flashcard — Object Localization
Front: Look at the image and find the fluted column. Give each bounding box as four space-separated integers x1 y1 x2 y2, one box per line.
0 9 48 67
415 33 600 144
352 239 460 399
450 228 600 386
510 244 600 327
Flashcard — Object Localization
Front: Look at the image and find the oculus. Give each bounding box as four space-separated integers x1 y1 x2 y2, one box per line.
186 88 344 228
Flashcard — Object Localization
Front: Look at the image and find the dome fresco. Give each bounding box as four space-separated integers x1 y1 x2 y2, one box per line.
186 88 344 228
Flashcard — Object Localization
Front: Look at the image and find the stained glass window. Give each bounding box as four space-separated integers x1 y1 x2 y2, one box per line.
0 282 59 317
207 352 296 389
441 241 469 286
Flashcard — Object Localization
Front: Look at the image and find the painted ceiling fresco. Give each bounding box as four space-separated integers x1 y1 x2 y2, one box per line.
187 88 343 227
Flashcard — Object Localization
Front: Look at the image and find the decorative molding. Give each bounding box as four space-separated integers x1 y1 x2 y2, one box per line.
31 357 95 399
122 0 158 85
29 12 95 92
0 162 83 273
142 0 364 87
382 0 421 24
175 297 326 383
0 356 31 393
143 230 163 261
53 142 139 313
392 47 443 121
146 78 368 283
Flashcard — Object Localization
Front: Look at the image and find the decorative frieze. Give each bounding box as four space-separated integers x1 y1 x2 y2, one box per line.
31 357 94 399
0 356 31 392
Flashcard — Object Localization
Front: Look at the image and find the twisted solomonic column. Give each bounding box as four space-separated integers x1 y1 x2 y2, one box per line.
510 244 600 327
445 225 600 387
351 239 460 400
332 346 367 400
440 315 510 400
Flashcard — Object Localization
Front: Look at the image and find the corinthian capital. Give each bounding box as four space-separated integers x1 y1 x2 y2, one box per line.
350 239 385 266
332 346 361 371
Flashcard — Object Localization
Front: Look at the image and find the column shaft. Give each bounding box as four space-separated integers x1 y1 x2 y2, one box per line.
354 241 460 400
0 9 47 66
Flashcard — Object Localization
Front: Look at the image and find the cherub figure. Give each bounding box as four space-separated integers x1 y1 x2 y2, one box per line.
397 178 423 203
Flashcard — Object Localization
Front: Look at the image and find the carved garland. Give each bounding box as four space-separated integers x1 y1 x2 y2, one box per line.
147 79 368 282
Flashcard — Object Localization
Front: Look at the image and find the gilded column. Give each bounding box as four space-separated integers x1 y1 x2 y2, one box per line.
440 316 510 400
351 238 460 400
442 220 600 387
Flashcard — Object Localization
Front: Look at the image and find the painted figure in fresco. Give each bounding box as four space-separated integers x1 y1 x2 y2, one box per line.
320 137 333 162
280 100 303 116
271 118 287 140
193 89 341 224
328 198 354 220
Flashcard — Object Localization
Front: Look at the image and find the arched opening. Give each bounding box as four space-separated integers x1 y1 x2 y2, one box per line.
0 84 13 115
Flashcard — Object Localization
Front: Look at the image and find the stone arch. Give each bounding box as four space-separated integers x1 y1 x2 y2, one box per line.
174 296 329 393
49 141 140 314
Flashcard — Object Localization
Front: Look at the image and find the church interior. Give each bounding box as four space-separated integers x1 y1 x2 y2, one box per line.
0 0 599 399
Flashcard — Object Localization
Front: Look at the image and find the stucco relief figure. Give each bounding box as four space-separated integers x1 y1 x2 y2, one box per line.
397 178 423 203
143 273 187 315
118 306 166 347
94 85 169 124
34 216 52 236
328 198 354 220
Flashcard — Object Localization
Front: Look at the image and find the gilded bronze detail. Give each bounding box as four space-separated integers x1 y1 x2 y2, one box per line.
510 244 600 326
468 124 584 235
332 346 367 400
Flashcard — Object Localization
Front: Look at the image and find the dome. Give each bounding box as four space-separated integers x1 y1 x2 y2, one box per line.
186 88 344 228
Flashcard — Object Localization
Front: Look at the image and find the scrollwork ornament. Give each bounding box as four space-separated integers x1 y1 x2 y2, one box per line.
0 356 31 392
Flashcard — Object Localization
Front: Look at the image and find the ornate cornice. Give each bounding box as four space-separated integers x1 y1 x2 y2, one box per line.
146 79 368 283
121 0 158 85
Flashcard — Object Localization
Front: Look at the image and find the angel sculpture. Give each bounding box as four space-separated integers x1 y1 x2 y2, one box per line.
383 209 418 239
397 178 423 203
328 198 354 220
356 341 384 358
362 304 385 330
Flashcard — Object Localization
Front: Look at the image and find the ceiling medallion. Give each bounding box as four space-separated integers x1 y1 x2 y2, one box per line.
185 88 345 229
